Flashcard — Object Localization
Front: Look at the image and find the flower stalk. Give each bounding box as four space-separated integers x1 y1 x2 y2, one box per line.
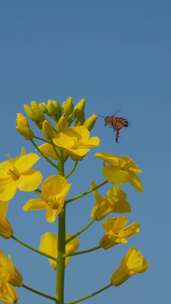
66 180 108 204
11 235 56 261
22 283 56 301
65 245 100 257
57 156 66 304
66 219 95 244
31 139 58 169
67 283 112 304
66 161 79 178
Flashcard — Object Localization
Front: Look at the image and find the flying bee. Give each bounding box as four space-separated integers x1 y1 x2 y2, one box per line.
99 112 128 143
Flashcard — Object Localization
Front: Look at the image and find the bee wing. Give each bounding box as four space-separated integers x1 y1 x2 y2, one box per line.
112 110 120 117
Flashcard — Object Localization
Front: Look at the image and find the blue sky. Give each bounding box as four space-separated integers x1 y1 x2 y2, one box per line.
0 1 170 303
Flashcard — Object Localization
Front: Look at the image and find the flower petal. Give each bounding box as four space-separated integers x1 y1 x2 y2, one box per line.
102 216 128 232
15 153 40 173
72 126 89 140
120 223 140 239
45 208 58 222
22 198 46 211
66 148 90 160
39 232 57 269
124 247 149 273
39 143 59 160
0 282 18 304
66 237 80 255
17 169 42 192
95 152 119 163
107 186 131 213
53 132 75 149
8 257 23 287
85 136 100 147
129 173 144 192
103 166 129 184
42 175 71 201
0 178 16 201
0 160 14 174
0 201 13 239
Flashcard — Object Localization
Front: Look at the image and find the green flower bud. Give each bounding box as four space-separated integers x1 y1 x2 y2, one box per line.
16 113 34 140
46 100 61 119
84 114 97 130
73 98 86 123
42 120 56 139
39 102 47 113
24 101 45 128
62 97 74 116
56 115 69 130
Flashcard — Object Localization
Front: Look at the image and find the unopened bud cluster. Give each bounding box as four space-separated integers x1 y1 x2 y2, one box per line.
16 97 97 140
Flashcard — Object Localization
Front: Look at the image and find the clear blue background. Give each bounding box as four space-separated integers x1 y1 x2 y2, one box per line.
0 1 170 303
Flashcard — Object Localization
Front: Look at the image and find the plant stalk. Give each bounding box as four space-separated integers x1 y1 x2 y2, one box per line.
67 283 112 304
56 156 65 304
22 283 56 301
66 180 108 204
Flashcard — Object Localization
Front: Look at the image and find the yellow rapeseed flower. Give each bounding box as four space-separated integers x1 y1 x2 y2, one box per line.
53 126 100 160
91 182 112 220
99 216 140 249
111 247 148 286
0 249 22 303
95 152 143 191
91 183 131 221
23 175 71 222
0 153 42 201
39 232 80 269
106 186 131 213
0 201 13 239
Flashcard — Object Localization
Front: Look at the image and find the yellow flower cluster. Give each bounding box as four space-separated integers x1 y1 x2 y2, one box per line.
0 98 148 302
40 125 100 161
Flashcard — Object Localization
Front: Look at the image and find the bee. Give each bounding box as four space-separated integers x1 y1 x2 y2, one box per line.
99 112 128 143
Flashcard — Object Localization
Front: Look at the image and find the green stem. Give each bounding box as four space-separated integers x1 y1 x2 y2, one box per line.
11 235 56 261
31 139 58 169
65 245 101 257
66 219 95 244
50 139 61 160
57 157 65 304
34 135 50 143
22 283 56 302
66 161 78 179
35 188 41 193
66 180 108 204
67 283 112 304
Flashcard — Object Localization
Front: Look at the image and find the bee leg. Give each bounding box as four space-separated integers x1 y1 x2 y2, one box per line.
115 129 120 143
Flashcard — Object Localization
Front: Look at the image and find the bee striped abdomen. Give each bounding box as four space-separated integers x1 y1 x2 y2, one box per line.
112 117 128 129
